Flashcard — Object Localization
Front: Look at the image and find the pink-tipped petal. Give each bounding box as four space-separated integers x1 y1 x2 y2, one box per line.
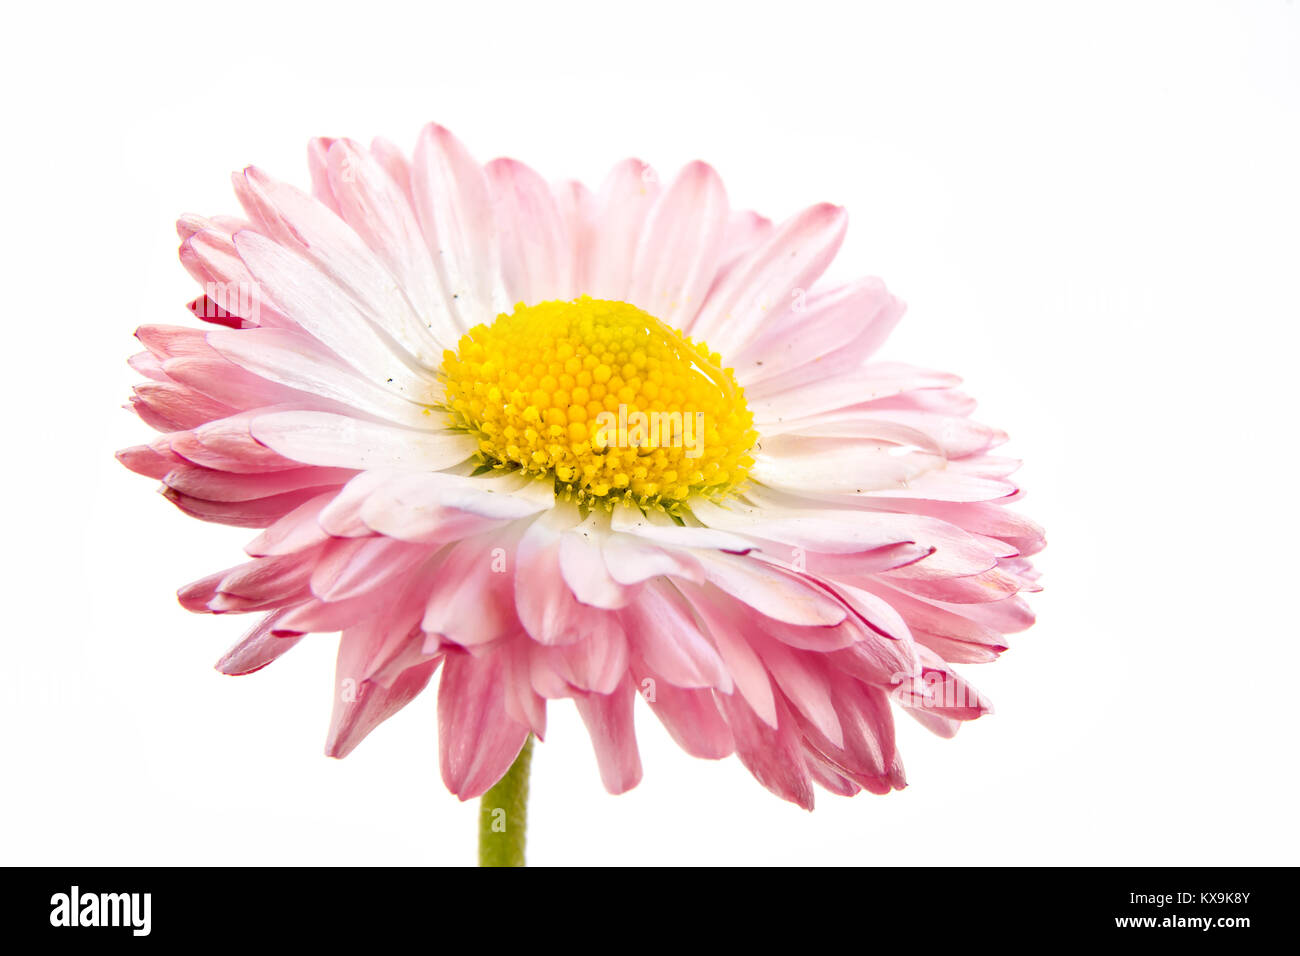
574 678 643 794
438 651 530 800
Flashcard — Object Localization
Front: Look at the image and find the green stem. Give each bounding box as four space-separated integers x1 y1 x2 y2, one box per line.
478 735 533 867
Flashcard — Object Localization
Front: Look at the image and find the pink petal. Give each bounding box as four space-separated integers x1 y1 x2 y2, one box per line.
247 410 477 472
326 658 440 758
163 464 353 503
619 580 730 690
163 485 331 529
486 157 572 305
635 671 734 759
215 609 305 675
628 160 729 329
234 167 437 365
733 277 902 389
309 536 430 603
438 651 530 800
717 692 814 810
684 585 777 727
411 123 503 329
423 532 523 647
753 636 843 748
325 138 459 352
573 678 643 794
231 228 438 393
691 203 847 357
583 158 661 300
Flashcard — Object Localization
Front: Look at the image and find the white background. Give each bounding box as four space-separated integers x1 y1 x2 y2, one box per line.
2 0 1297 866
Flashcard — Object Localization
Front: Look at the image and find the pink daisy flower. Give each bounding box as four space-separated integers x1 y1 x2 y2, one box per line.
119 122 1042 852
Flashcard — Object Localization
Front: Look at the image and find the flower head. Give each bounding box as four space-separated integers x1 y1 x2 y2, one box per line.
119 123 1043 807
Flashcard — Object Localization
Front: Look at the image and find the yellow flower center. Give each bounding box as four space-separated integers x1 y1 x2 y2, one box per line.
440 297 757 510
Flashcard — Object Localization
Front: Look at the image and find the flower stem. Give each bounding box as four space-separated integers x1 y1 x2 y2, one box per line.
478 735 533 867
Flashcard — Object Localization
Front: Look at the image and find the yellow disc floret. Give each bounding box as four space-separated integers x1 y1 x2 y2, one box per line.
440 297 757 511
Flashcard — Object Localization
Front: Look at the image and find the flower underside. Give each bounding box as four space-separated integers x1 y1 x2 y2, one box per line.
441 297 757 512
